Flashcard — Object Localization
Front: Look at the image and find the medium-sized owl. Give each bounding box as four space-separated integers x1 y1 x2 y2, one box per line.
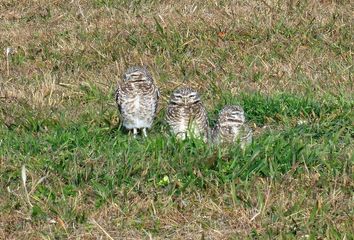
212 105 252 149
115 66 159 137
165 87 210 142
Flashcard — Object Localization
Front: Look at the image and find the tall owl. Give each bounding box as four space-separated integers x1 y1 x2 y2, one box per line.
212 105 252 149
165 87 210 142
115 66 159 137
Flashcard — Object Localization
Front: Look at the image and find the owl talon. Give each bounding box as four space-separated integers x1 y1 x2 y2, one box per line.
142 128 147 137
133 128 138 138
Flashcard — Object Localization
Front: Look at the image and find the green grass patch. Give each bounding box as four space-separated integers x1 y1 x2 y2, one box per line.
1 93 351 207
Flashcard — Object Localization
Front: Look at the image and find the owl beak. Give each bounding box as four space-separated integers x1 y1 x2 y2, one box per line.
184 98 188 105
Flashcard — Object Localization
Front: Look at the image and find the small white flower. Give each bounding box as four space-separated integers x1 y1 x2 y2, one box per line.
48 218 57 224
297 120 308 125
21 165 27 186
5 47 13 56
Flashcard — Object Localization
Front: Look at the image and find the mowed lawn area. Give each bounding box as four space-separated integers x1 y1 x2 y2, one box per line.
0 0 353 239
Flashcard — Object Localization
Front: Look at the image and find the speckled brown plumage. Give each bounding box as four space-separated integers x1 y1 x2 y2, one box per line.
165 87 209 142
212 105 252 148
115 66 159 137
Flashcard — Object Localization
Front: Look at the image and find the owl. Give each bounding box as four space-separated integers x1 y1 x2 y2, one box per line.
115 66 159 137
212 105 252 149
165 87 210 142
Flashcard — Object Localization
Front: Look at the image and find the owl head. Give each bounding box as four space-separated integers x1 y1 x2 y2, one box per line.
170 87 201 105
218 105 245 124
123 66 153 83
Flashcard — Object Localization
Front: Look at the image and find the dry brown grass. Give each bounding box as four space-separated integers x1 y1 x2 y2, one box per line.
1 0 352 109
2 173 353 239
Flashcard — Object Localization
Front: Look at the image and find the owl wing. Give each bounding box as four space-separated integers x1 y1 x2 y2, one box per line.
156 87 160 99
189 104 210 140
154 87 160 114
115 85 123 113
202 105 211 139
239 124 253 147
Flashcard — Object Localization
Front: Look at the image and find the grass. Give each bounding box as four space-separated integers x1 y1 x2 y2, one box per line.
0 0 353 239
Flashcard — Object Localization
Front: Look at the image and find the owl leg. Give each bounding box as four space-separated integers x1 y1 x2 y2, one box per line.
133 128 138 138
142 128 147 137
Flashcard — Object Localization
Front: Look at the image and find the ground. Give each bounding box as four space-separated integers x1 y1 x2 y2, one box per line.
0 0 353 239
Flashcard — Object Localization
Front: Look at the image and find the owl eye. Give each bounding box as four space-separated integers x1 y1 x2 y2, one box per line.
130 73 141 78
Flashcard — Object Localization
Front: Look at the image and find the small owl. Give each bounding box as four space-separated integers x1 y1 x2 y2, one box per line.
165 87 210 142
212 105 252 149
115 66 159 137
